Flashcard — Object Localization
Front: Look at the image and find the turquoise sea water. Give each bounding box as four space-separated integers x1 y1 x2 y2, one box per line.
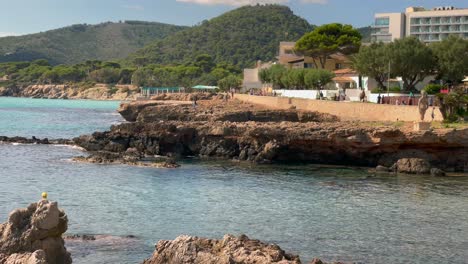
0 97 122 138
1 97 468 264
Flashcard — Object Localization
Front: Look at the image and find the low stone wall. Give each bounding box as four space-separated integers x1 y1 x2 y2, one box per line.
235 94 444 122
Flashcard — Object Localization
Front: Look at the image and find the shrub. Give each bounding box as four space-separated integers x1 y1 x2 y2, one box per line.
371 88 385 94
423 84 442 95
389 86 401 92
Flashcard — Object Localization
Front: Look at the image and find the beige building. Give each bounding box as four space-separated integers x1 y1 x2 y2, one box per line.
242 61 273 92
371 6 468 43
277 42 352 71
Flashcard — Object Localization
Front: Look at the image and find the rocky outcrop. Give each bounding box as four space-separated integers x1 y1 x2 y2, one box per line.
73 119 468 171
0 200 72 264
0 84 139 100
0 136 73 145
150 93 215 101
142 234 301 264
118 100 338 123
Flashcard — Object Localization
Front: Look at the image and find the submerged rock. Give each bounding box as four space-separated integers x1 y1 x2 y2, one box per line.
0 200 72 264
430 168 446 177
142 234 301 264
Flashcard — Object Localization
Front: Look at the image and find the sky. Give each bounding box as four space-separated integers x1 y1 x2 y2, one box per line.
0 0 465 36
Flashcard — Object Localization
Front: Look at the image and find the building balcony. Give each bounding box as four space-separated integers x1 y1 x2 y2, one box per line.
371 32 391 36
371 24 389 28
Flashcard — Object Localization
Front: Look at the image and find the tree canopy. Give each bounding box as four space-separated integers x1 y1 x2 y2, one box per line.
388 37 435 91
430 35 468 84
352 42 390 89
294 23 362 69
259 65 334 90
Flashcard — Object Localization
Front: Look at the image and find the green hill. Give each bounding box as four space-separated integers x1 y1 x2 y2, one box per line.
0 21 187 65
129 5 314 68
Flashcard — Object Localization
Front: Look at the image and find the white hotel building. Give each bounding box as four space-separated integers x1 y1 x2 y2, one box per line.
371 6 468 43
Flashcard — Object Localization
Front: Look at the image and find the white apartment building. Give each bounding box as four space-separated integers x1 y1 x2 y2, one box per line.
371 6 468 43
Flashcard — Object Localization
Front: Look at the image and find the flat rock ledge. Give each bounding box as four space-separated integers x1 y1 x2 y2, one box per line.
0 200 72 264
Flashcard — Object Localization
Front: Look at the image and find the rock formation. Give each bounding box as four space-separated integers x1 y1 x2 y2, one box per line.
0 84 139 100
0 200 72 264
142 234 301 264
73 116 468 172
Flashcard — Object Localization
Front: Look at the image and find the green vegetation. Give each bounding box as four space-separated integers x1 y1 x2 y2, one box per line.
259 64 334 89
352 42 390 89
130 5 313 68
430 35 468 84
436 87 468 122
0 53 241 88
353 36 468 91
294 23 362 69
357 26 371 43
0 60 134 85
218 75 242 91
388 37 435 91
0 21 187 65
131 54 240 88
423 84 442 95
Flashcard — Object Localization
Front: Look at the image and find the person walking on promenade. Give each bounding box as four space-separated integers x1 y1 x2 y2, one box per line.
431 106 435 121
377 94 382 104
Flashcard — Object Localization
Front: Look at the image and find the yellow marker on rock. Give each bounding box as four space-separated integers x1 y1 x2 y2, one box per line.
42 192 48 199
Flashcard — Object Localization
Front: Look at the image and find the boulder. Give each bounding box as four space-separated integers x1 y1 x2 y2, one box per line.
430 168 446 177
394 158 431 174
0 200 72 264
5 250 47 264
142 234 301 264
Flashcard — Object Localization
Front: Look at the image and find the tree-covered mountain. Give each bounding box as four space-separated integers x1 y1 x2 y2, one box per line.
357 26 371 42
129 5 314 68
0 21 187 65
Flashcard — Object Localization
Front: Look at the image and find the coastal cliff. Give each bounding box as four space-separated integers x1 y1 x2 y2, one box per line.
0 200 71 264
0 84 139 100
74 99 468 172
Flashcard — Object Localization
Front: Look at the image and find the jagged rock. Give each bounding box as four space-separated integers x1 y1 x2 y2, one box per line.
0 200 72 264
430 168 446 177
394 158 431 174
308 259 324 264
5 250 47 264
142 234 301 264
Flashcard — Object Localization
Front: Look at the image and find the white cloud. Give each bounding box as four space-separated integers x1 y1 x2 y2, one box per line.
0 32 18 37
122 4 144 11
176 0 327 6
300 0 327 4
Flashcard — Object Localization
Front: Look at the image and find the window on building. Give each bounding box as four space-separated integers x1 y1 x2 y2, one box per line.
375 17 389 26
304 63 315 69
284 49 294 55
433 17 441 24
335 63 343 70
411 18 421 25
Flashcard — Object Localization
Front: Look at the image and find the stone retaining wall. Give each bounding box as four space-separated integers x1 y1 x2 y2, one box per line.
235 94 444 122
